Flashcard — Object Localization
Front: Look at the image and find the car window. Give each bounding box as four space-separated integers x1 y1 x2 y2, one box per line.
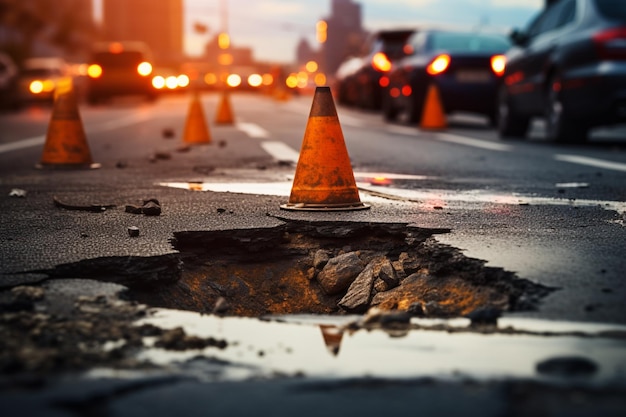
93 51 144 67
428 32 510 53
594 0 626 21
22 68 62 77
408 32 428 55
557 0 576 27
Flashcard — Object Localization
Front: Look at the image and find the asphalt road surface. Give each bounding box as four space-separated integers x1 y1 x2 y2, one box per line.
1 90 626 416
2 91 625 323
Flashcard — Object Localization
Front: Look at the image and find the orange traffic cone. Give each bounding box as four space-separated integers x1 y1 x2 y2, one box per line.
36 79 100 169
183 92 211 144
420 84 447 130
280 86 369 211
215 90 234 125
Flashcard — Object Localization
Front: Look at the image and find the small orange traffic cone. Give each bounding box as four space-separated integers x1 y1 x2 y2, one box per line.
281 86 369 211
36 79 100 169
319 325 344 356
183 92 211 144
420 84 447 130
215 90 234 125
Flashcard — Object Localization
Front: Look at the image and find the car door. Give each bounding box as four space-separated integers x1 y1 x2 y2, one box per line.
508 0 575 114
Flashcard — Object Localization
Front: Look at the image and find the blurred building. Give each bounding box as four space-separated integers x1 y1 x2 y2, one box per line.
322 0 366 75
0 0 95 62
102 0 183 65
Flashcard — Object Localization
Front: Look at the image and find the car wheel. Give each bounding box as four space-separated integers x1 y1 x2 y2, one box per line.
545 76 588 143
406 90 424 125
382 93 398 122
497 85 529 139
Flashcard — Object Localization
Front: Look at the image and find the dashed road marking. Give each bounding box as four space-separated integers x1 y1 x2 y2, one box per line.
434 133 513 152
261 141 300 163
554 154 626 172
236 122 269 138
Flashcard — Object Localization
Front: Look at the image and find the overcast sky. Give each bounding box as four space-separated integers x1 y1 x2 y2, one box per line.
95 0 545 63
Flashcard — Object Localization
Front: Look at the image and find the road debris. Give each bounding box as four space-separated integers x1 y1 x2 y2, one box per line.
9 188 27 198
53 196 116 212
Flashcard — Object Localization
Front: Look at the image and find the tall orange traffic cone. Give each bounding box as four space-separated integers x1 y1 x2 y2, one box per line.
280 86 369 211
183 92 211 144
215 90 234 125
420 84 447 130
36 79 100 169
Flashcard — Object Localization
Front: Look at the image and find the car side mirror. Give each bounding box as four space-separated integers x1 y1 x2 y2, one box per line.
509 29 529 47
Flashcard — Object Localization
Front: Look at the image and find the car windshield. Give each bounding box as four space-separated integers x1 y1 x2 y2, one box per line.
22 68 62 77
594 0 626 21
93 51 144 67
429 32 510 53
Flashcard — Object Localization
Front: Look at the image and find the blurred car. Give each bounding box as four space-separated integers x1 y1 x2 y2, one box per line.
383 29 510 125
17 57 69 104
0 52 19 110
497 0 626 143
334 28 415 109
86 41 156 104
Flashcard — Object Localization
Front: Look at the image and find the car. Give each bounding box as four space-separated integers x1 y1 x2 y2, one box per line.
334 28 415 109
498 0 626 143
0 52 19 110
16 57 69 105
86 41 157 104
383 29 510 125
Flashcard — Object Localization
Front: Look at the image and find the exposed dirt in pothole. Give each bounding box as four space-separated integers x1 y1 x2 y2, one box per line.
36 218 552 318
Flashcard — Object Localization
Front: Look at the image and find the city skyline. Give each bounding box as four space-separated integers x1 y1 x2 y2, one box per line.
94 0 545 64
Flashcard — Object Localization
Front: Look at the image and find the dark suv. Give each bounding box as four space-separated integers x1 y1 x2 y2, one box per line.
498 0 626 143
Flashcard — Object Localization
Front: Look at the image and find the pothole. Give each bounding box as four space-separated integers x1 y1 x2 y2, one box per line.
35 219 553 318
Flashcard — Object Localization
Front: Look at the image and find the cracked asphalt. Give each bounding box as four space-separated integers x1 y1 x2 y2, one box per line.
1 92 625 416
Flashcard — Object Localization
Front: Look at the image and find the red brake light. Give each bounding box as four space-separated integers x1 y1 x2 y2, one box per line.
490 55 506 76
372 52 392 72
427 54 450 75
593 27 626 60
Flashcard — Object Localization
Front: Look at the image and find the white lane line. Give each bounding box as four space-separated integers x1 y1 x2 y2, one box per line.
386 125 419 136
0 136 46 153
236 122 269 138
0 113 153 154
261 141 300 163
434 133 513 152
554 154 626 172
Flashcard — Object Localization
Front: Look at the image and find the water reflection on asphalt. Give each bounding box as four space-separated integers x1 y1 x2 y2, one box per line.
135 309 626 385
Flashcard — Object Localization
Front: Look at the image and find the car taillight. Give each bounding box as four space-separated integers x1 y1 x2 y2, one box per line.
87 64 102 79
426 54 450 75
137 62 153 77
593 27 626 60
490 55 506 76
371 52 392 72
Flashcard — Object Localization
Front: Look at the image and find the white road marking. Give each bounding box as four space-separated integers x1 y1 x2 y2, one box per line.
261 141 300 163
386 125 419 136
236 122 269 138
434 133 513 152
554 154 626 172
0 136 46 153
0 113 152 154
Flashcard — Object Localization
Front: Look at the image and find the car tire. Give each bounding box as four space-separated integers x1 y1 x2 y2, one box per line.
497 84 529 139
407 90 424 125
382 93 398 121
545 76 588 144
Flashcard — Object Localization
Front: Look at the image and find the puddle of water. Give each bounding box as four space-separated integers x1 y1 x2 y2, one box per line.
136 309 626 386
159 180 626 214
